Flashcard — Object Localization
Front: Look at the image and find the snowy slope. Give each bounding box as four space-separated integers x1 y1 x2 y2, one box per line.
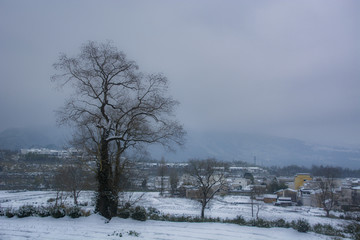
0 191 352 239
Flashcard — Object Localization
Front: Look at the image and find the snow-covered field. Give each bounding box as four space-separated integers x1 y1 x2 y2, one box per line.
0 191 352 239
0 215 335 240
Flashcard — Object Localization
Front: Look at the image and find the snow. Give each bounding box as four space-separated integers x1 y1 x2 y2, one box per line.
0 215 332 240
0 191 352 239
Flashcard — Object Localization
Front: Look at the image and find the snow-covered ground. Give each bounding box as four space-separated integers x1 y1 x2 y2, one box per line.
0 215 334 240
0 191 352 239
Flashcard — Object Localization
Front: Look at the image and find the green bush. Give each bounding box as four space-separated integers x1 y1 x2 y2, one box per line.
344 222 360 240
231 215 247 225
272 218 290 228
5 208 15 218
67 206 82 218
147 207 160 215
247 218 272 228
37 206 51 217
16 205 36 218
294 219 310 233
118 209 131 219
131 206 147 221
313 223 324 234
51 206 66 218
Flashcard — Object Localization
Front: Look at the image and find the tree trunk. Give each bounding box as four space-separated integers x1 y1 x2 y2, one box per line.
201 199 206 219
251 197 254 218
95 139 117 219
73 189 78 205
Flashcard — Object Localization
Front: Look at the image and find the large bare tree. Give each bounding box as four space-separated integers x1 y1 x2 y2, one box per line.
52 41 185 219
186 158 227 219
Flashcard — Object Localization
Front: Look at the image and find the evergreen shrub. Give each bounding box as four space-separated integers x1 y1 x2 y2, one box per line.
131 206 147 221
294 219 310 233
16 205 36 218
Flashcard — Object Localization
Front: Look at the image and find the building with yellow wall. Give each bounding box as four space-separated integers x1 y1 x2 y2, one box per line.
294 173 312 190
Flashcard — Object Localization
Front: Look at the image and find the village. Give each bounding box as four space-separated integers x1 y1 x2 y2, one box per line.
140 162 360 214
1 148 360 217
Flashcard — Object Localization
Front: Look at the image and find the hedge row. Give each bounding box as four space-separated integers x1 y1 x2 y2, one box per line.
0 205 91 218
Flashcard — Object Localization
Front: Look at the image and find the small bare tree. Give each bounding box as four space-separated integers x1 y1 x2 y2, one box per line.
316 178 339 217
53 170 68 207
315 168 340 217
169 169 179 196
249 185 265 218
158 157 167 196
53 165 87 205
186 158 227 219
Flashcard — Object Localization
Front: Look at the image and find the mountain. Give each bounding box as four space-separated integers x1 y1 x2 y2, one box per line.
0 126 70 150
1 126 360 168
148 131 360 168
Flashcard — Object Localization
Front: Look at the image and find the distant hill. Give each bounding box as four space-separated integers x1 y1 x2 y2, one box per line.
1 126 360 168
148 131 360 168
0 126 70 150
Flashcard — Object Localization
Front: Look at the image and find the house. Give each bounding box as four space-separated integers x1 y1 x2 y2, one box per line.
352 186 360 205
294 173 312 190
263 194 277 204
299 188 319 207
275 188 298 202
229 177 248 191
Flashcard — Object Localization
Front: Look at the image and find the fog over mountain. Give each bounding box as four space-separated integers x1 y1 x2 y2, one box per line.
149 130 360 168
0 126 70 150
1 126 360 168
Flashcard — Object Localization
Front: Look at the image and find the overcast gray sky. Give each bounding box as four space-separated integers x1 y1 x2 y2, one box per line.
0 0 359 147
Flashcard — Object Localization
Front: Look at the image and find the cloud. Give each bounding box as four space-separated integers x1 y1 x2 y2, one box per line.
0 0 359 146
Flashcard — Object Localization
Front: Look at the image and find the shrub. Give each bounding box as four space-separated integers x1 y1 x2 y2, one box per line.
254 218 271 228
313 223 324 234
79 202 88 207
131 206 147 221
16 205 36 218
147 207 160 215
51 206 66 218
108 231 123 237
322 224 336 236
294 219 310 233
5 208 15 218
67 206 82 218
118 209 131 219
273 218 290 228
248 219 257 226
81 209 91 217
128 230 140 237
37 206 51 217
231 215 247 225
149 212 163 221
344 222 360 240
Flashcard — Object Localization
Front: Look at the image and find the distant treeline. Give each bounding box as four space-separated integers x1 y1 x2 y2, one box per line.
268 165 360 178
20 152 60 163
